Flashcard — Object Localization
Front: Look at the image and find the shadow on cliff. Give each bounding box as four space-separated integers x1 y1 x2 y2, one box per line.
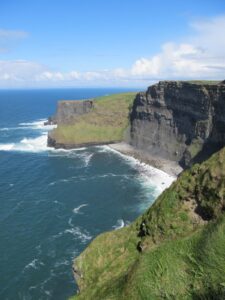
180 141 224 169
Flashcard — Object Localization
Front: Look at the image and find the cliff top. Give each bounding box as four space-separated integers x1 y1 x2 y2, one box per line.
49 92 136 147
58 99 93 104
158 80 222 85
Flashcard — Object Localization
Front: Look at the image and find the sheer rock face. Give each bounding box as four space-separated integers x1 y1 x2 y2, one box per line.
55 100 93 125
129 81 225 167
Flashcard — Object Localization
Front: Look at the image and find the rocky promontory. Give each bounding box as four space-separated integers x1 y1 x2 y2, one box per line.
47 93 136 149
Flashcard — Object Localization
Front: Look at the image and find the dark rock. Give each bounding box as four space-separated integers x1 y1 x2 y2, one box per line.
54 99 93 125
44 116 57 126
137 241 143 252
129 81 225 167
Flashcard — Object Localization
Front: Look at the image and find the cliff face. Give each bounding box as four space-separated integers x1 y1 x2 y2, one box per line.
55 100 93 125
129 81 225 167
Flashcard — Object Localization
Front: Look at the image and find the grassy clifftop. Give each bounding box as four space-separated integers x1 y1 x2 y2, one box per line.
49 93 136 146
71 147 225 299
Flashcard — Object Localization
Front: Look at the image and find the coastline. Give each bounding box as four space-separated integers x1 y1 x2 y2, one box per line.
108 142 183 177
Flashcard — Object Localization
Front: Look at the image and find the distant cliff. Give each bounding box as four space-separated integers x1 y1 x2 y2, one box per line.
129 80 225 167
47 93 136 149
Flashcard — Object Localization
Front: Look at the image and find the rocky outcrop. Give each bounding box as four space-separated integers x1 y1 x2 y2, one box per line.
47 93 136 149
129 81 225 167
54 100 93 125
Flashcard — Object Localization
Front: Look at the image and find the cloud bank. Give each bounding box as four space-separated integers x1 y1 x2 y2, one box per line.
0 15 225 88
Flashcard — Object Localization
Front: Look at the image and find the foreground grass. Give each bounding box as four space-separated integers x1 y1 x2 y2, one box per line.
50 92 136 145
71 148 225 300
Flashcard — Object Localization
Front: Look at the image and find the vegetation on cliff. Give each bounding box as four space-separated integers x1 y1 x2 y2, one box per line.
49 93 136 146
71 147 225 300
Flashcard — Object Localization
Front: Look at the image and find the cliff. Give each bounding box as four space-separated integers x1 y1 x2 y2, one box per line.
47 93 136 149
71 147 225 300
54 100 93 125
48 81 225 168
130 80 225 167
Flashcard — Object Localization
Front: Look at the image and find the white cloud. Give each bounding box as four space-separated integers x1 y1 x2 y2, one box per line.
0 15 225 88
130 15 225 80
0 60 46 82
131 42 207 78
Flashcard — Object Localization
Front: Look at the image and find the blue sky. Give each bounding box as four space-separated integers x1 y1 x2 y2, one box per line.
0 0 225 88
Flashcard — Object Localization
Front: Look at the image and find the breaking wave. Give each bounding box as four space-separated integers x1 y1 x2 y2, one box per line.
24 258 44 272
0 135 49 152
64 227 92 243
112 219 130 230
0 119 57 132
112 219 125 230
0 118 57 153
73 204 88 214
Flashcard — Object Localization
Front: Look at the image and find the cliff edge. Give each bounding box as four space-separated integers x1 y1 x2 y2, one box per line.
130 80 225 167
47 93 136 149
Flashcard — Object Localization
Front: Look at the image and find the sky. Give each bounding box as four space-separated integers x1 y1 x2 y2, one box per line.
0 0 225 88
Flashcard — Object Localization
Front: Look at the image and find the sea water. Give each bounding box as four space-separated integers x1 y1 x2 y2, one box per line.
0 88 174 299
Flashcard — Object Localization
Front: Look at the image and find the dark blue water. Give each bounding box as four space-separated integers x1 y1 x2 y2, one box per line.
0 89 159 300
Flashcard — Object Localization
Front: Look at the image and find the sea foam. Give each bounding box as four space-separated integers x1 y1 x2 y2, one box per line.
73 204 88 214
0 118 56 153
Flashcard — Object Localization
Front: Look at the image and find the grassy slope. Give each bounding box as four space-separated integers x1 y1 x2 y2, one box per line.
50 93 136 145
71 148 225 300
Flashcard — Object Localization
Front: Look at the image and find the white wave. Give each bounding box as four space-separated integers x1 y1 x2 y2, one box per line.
0 127 9 131
64 227 92 242
73 203 88 214
51 231 64 240
48 178 70 186
2 135 49 152
68 217 73 226
0 119 56 132
24 258 44 271
98 145 175 193
0 127 23 131
49 181 56 186
54 259 70 268
113 219 125 230
0 136 87 153
72 147 86 151
19 118 56 131
0 143 15 150
81 153 93 167
44 290 51 297
19 119 47 126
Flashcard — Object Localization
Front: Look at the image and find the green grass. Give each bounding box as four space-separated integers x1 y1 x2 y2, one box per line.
70 147 225 300
50 92 136 145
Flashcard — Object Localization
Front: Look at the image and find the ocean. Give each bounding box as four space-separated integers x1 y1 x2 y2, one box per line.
0 88 173 300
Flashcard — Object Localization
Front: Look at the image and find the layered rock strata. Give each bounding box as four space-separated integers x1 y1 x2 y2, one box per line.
129 81 225 167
